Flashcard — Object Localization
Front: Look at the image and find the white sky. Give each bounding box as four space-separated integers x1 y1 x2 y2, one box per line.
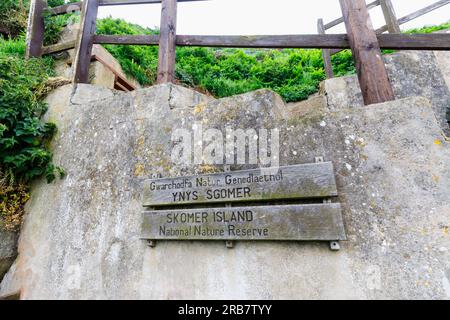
97 0 450 35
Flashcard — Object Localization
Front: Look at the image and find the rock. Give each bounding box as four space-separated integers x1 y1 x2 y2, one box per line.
320 76 364 111
322 50 450 136
0 260 20 298
2 81 449 299
287 95 327 118
0 230 17 282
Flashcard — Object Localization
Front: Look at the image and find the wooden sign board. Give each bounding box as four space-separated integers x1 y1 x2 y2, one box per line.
141 163 346 243
142 204 346 241
143 163 338 207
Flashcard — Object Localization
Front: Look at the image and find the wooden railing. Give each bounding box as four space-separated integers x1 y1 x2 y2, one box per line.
318 0 450 78
26 0 450 106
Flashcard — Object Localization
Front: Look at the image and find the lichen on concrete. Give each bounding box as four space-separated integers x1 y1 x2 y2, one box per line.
322 50 450 136
0 79 448 300
2 48 450 299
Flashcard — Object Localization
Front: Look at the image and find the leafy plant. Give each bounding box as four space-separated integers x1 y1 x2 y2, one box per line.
0 37 63 183
97 18 332 102
0 36 64 230
331 50 356 77
405 21 450 34
44 0 81 46
0 0 29 38
97 18 449 103
97 18 160 85
0 0 79 44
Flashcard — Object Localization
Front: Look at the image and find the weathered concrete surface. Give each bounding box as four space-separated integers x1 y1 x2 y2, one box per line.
434 30 450 90
435 53 450 97
322 50 450 136
1 83 449 300
0 230 17 282
287 94 326 119
0 260 20 298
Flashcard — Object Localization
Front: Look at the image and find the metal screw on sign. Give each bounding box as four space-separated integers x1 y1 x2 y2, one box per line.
226 241 234 249
315 156 324 163
330 241 340 251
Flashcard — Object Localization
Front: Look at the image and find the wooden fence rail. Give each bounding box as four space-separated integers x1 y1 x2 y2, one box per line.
26 0 450 106
41 33 450 55
91 34 450 50
49 0 207 15
319 0 450 78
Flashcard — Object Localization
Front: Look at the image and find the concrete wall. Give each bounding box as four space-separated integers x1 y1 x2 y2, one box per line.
321 50 450 136
1 83 449 299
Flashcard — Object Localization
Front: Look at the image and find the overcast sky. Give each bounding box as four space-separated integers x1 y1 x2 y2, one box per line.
97 0 450 35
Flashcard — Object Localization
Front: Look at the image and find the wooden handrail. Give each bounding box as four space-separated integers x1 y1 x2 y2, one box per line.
49 2 82 15
28 0 450 106
49 0 208 15
42 40 76 55
340 0 395 105
94 34 351 48
324 0 450 32
324 0 380 30
320 0 450 79
92 33 450 50
377 0 450 33
327 0 450 55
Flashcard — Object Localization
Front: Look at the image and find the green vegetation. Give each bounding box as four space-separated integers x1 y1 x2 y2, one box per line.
0 37 65 230
0 0 72 230
2 2 448 102
0 0 29 38
175 48 328 102
0 0 79 45
0 38 63 182
0 1 449 230
405 21 450 34
97 18 450 102
97 19 160 86
98 18 357 102
44 0 80 45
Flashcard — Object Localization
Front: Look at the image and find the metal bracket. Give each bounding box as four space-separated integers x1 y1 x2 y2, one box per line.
226 241 235 249
329 241 340 251
320 158 339 252
325 197 339 251
147 240 156 248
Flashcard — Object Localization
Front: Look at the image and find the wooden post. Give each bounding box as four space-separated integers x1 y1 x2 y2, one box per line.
157 0 178 83
317 19 334 79
380 0 401 33
73 0 99 83
26 0 46 58
339 0 395 105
